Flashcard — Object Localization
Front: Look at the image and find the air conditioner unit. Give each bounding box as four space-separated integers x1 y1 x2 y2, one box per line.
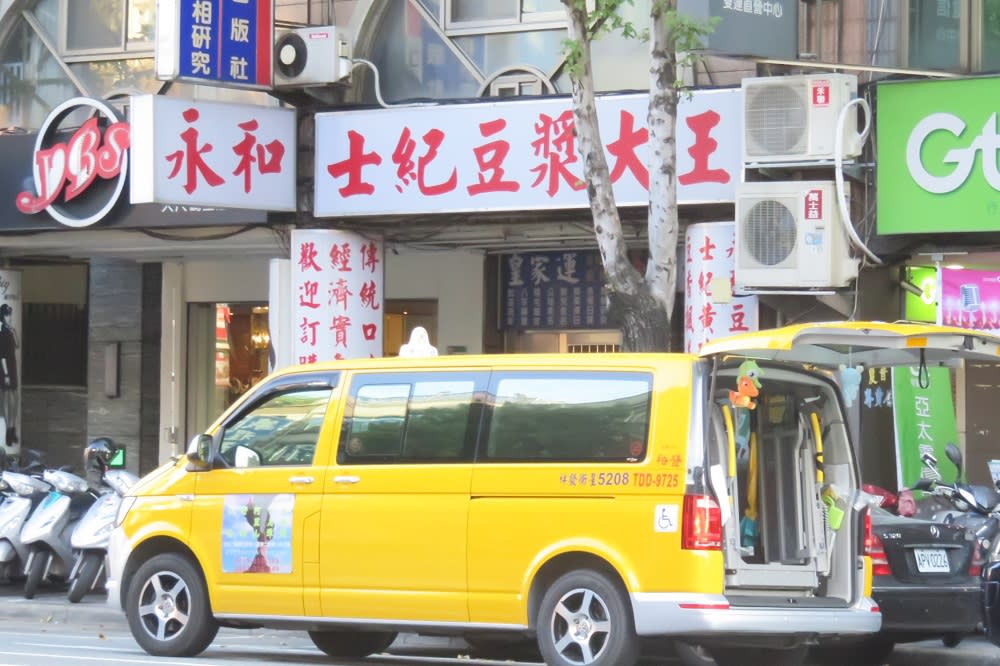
735 181 859 292
273 25 353 88
742 73 862 165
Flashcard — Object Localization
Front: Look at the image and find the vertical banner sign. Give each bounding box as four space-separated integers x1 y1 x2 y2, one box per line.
501 251 608 330
892 366 959 489
684 222 759 353
938 267 1000 331
0 270 21 454
214 305 231 388
159 0 273 89
290 230 383 363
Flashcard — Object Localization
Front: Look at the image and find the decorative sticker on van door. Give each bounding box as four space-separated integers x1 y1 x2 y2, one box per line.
221 494 294 574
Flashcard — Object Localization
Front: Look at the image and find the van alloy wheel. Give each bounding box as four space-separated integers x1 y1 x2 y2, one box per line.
125 553 218 657
536 569 639 666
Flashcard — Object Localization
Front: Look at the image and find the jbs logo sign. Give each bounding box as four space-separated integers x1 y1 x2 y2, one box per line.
906 112 1000 195
15 97 130 228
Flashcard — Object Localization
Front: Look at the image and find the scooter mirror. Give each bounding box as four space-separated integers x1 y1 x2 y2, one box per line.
913 478 935 491
946 443 964 477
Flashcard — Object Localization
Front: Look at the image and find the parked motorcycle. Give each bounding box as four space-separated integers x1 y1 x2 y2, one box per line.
67 438 137 602
0 449 49 584
19 466 95 599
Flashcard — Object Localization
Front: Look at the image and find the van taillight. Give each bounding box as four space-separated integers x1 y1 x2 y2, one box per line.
863 510 891 576
969 542 985 577
682 494 722 550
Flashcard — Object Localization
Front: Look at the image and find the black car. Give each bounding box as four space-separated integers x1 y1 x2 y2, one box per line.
813 506 981 666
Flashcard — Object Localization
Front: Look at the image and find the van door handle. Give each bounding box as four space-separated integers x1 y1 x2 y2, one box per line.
288 476 315 485
334 475 360 484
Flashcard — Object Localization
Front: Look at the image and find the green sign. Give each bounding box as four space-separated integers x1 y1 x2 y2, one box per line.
109 448 125 469
902 266 937 323
877 77 1000 234
892 366 959 488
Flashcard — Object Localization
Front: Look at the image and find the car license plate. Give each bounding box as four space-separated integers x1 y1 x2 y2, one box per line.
914 548 950 573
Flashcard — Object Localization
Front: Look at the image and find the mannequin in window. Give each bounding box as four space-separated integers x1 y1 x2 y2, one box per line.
0 303 19 447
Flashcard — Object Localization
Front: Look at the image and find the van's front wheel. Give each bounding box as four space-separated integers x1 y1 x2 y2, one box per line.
536 569 639 666
125 553 218 657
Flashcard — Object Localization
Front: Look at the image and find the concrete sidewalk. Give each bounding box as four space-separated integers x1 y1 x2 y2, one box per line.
0 584 472 656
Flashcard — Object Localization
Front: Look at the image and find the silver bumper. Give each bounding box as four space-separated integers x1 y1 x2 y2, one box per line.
631 592 881 637
105 527 129 611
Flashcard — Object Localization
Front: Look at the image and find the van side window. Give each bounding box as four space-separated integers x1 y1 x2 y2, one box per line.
484 372 652 462
218 388 333 468
340 372 483 464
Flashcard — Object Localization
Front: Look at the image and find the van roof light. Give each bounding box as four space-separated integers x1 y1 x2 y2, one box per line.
398 326 439 358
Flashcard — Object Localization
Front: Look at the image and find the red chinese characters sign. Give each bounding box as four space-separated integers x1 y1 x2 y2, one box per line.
129 94 296 211
290 229 383 363
314 89 741 217
683 222 759 353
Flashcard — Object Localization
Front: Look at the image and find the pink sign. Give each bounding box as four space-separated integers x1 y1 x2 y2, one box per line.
684 222 759 353
290 230 384 363
938 268 1000 331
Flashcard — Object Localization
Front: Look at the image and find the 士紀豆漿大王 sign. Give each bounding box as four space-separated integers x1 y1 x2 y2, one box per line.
877 77 1000 234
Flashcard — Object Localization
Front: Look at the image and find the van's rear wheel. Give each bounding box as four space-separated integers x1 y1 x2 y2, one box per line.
535 569 639 666
125 553 218 657
307 630 396 658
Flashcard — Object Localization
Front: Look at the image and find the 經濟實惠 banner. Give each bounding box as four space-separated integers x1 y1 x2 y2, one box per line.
892 366 959 489
938 267 1000 331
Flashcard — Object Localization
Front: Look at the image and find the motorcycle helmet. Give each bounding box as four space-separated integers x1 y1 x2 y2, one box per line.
83 437 116 475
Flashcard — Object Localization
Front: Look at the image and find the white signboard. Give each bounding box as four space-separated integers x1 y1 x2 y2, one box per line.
313 89 742 217
683 222 759 353
290 230 383 363
0 269 21 455
129 95 296 211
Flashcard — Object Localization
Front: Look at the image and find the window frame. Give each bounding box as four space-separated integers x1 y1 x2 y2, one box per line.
338 370 487 465
443 0 569 36
214 371 340 469
59 0 155 60
480 369 653 463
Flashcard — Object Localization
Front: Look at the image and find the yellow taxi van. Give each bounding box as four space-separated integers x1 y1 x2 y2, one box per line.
106 321 1000 666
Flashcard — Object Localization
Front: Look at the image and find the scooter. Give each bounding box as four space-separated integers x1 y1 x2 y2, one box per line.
0 450 49 583
19 468 95 598
66 468 138 602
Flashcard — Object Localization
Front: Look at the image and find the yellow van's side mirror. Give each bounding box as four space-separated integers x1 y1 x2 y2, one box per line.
186 434 214 471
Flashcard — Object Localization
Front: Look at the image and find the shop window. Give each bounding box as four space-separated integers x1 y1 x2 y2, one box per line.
446 0 565 33
383 299 437 356
908 0 962 70
62 0 154 56
22 303 87 387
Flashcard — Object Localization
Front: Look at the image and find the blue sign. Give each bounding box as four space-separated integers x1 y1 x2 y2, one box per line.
176 0 272 88
502 251 609 330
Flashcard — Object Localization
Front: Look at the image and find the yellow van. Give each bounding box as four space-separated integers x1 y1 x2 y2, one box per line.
107 321 999 666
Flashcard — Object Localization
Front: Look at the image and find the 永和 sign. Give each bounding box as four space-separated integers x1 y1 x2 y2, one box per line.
290 229 383 363
156 0 273 89
313 89 741 217
129 95 296 211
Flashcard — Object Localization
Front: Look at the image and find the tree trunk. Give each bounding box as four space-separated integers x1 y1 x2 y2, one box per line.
607 288 670 352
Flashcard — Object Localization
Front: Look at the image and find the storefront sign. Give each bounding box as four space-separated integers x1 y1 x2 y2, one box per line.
903 266 937 323
878 77 1000 234
938 267 1000 330
892 366 959 489
0 270 21 455
130 95 296 211
313 89 741 217
15 98 129 228
290 229 383 362
683 222 758 353
156 0 273 89
678 0 797 60
502 251 608 330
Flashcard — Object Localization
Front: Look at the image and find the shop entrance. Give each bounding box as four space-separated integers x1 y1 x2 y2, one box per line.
506 329 622 353
965 361 1000 487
